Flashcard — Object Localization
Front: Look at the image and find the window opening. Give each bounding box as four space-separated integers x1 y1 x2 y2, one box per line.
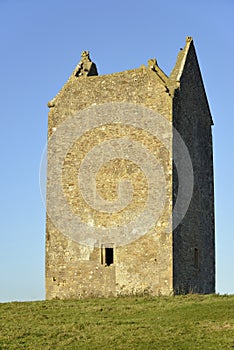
105 247 113 266
101 245 114 266
194 248 199 269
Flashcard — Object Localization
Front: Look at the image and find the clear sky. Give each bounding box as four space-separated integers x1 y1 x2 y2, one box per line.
0 0 233 302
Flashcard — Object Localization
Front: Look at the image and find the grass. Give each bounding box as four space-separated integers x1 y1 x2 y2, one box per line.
0 294 234 349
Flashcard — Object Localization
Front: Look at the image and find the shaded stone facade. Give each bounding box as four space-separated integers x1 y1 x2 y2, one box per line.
45 37 215 299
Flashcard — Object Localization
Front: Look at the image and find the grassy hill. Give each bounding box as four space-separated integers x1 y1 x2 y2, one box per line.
0 294 233 349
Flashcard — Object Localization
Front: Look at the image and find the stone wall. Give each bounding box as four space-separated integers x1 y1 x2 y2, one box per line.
46 66 174 299
172 40 215 294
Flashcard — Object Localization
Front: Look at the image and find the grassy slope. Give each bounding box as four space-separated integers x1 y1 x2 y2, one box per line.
0 295 233 350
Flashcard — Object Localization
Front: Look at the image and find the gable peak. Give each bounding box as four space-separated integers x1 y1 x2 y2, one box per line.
170 36 194 83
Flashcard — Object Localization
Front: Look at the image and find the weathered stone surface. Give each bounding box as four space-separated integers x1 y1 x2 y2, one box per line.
172 38 215 294
45 38 215 299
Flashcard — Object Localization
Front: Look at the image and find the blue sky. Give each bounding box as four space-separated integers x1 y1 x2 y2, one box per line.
0 0 233 302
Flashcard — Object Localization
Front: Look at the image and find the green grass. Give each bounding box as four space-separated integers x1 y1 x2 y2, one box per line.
0 294 234 349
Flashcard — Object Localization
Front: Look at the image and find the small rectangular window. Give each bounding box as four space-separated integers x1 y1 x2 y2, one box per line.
194 248 199 269
101 244 114 266
105 248 113 266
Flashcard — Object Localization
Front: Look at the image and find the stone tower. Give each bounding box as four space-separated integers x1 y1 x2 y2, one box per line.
45 37 215 299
